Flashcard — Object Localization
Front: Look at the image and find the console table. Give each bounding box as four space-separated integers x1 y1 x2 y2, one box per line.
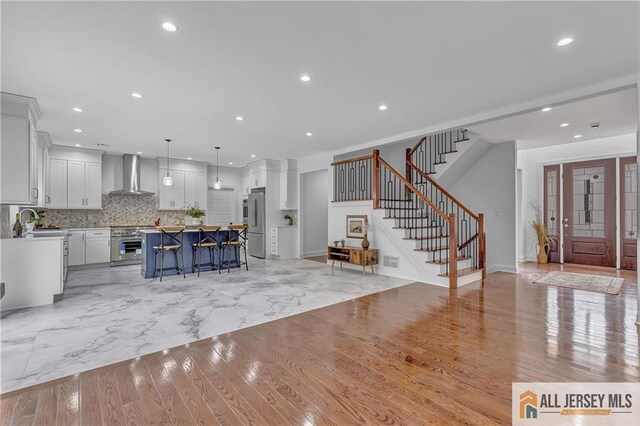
327 246 378 275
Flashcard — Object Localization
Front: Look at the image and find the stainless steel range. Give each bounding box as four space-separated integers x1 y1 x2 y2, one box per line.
110 226 153 266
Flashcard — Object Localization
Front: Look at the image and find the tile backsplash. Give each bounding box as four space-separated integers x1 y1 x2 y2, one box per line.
40 194 187 228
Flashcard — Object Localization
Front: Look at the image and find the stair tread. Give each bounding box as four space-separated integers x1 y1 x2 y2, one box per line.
414 246 448 252
384 207 423 211
425 256 471 264
438 267 483 278
384 216 431 219
403 235 448 240
392 225 440 229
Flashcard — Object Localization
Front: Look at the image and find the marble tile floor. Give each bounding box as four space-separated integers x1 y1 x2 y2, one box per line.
0 258 410 393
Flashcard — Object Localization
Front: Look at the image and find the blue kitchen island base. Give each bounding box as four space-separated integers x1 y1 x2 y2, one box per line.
140 229 241 279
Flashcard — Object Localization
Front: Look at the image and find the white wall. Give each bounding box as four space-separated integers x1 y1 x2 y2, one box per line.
518 133 636 261
300 169 328 256
448 142 518 273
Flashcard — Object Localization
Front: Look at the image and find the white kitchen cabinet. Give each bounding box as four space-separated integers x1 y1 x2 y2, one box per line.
279 160 298 210
84 162 102 208
250 171 267 189
67 161 86 208
65 160 102 209
270 226 296 259
1 116 38 205
241 174 250 198
85 229 110 264
47 158 68 208
158 169 186 210
67 230 86 266
185 171 207 208
1 94 41 205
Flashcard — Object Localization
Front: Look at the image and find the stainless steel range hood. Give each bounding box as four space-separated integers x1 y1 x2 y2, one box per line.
109 154 155 195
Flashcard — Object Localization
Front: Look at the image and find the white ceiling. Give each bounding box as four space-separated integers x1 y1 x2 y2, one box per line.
2 1 638 166
469 87 638 150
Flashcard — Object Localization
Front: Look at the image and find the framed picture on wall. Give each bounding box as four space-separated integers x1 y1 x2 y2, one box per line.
346 215 366 239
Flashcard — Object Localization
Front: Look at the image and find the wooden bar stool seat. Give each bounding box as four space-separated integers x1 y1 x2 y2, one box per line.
220 224 249 273
192 225 221 277
152 226 186 282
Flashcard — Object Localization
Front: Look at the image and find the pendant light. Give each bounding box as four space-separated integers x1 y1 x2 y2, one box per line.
213 146 222 189
163 139 173 186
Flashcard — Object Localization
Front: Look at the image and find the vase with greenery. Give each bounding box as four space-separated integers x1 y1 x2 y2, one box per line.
185 205 206 225
530 201 554 264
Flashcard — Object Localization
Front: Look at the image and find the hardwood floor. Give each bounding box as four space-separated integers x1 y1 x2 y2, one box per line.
305 255 327 264
1 262 638 425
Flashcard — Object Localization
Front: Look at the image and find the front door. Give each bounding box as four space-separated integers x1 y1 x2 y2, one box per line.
562 158 616 267
620 157 637 270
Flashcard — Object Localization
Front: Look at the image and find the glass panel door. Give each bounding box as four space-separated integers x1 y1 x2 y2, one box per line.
620 157 637 270
543 165 561 262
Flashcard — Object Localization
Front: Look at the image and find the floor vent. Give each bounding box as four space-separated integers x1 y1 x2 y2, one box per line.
383 255 399 268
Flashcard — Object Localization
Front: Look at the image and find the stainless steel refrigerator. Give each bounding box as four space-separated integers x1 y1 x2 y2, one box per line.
248 189 266 258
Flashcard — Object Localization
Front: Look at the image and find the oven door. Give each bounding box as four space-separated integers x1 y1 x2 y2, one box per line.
111 237 143 262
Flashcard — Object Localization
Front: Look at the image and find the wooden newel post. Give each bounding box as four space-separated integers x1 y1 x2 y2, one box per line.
448 213 457 289
405 148 412 200
478 213 486 279
373 149 380 209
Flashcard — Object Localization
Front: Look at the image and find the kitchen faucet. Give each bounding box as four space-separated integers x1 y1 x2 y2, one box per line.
20 208 40 231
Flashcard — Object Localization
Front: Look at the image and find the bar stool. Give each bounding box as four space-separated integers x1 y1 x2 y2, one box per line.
220 224 249 273
152 226 186 282
192 225 221 277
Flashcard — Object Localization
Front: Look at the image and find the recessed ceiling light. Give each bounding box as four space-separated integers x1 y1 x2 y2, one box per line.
560 123 570 127
162 22 178 32
187 157 192 160
131 92 143 98
557 37 574 47
379 104 388 111
250 154 256 158
300 74 311 82
72 107 83 112
74 129 82 133
228 162 233 165
74 144 82 147
136 151 142 154
235 116 244 121
574 134 582 139
541 107 552 112
306 132 313 136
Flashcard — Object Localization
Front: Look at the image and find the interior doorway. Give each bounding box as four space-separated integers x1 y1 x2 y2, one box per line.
300 169 328 257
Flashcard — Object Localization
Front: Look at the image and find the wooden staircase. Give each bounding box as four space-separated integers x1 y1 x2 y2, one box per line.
331 129 485 288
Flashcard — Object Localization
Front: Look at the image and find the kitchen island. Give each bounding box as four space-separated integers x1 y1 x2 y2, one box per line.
140 228 240 278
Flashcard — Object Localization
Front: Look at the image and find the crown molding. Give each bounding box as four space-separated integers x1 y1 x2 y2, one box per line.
1 91 43 121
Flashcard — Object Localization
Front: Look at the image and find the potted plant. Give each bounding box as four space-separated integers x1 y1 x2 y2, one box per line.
25 217 37 232
185 205 206 226
530 201 554 264
284 213 294 226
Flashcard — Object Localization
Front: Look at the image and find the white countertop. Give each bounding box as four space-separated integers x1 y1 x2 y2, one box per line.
139 228 232 234
2 230 68 241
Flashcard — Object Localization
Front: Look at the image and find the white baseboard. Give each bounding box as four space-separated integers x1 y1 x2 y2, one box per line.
487 264 518 274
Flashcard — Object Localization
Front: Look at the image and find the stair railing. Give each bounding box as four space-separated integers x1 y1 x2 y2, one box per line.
331 154 374 202
406 159 486 279
407 129 469 176
374 151 458 286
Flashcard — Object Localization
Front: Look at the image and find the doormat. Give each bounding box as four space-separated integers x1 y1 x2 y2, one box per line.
533 271 624 295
